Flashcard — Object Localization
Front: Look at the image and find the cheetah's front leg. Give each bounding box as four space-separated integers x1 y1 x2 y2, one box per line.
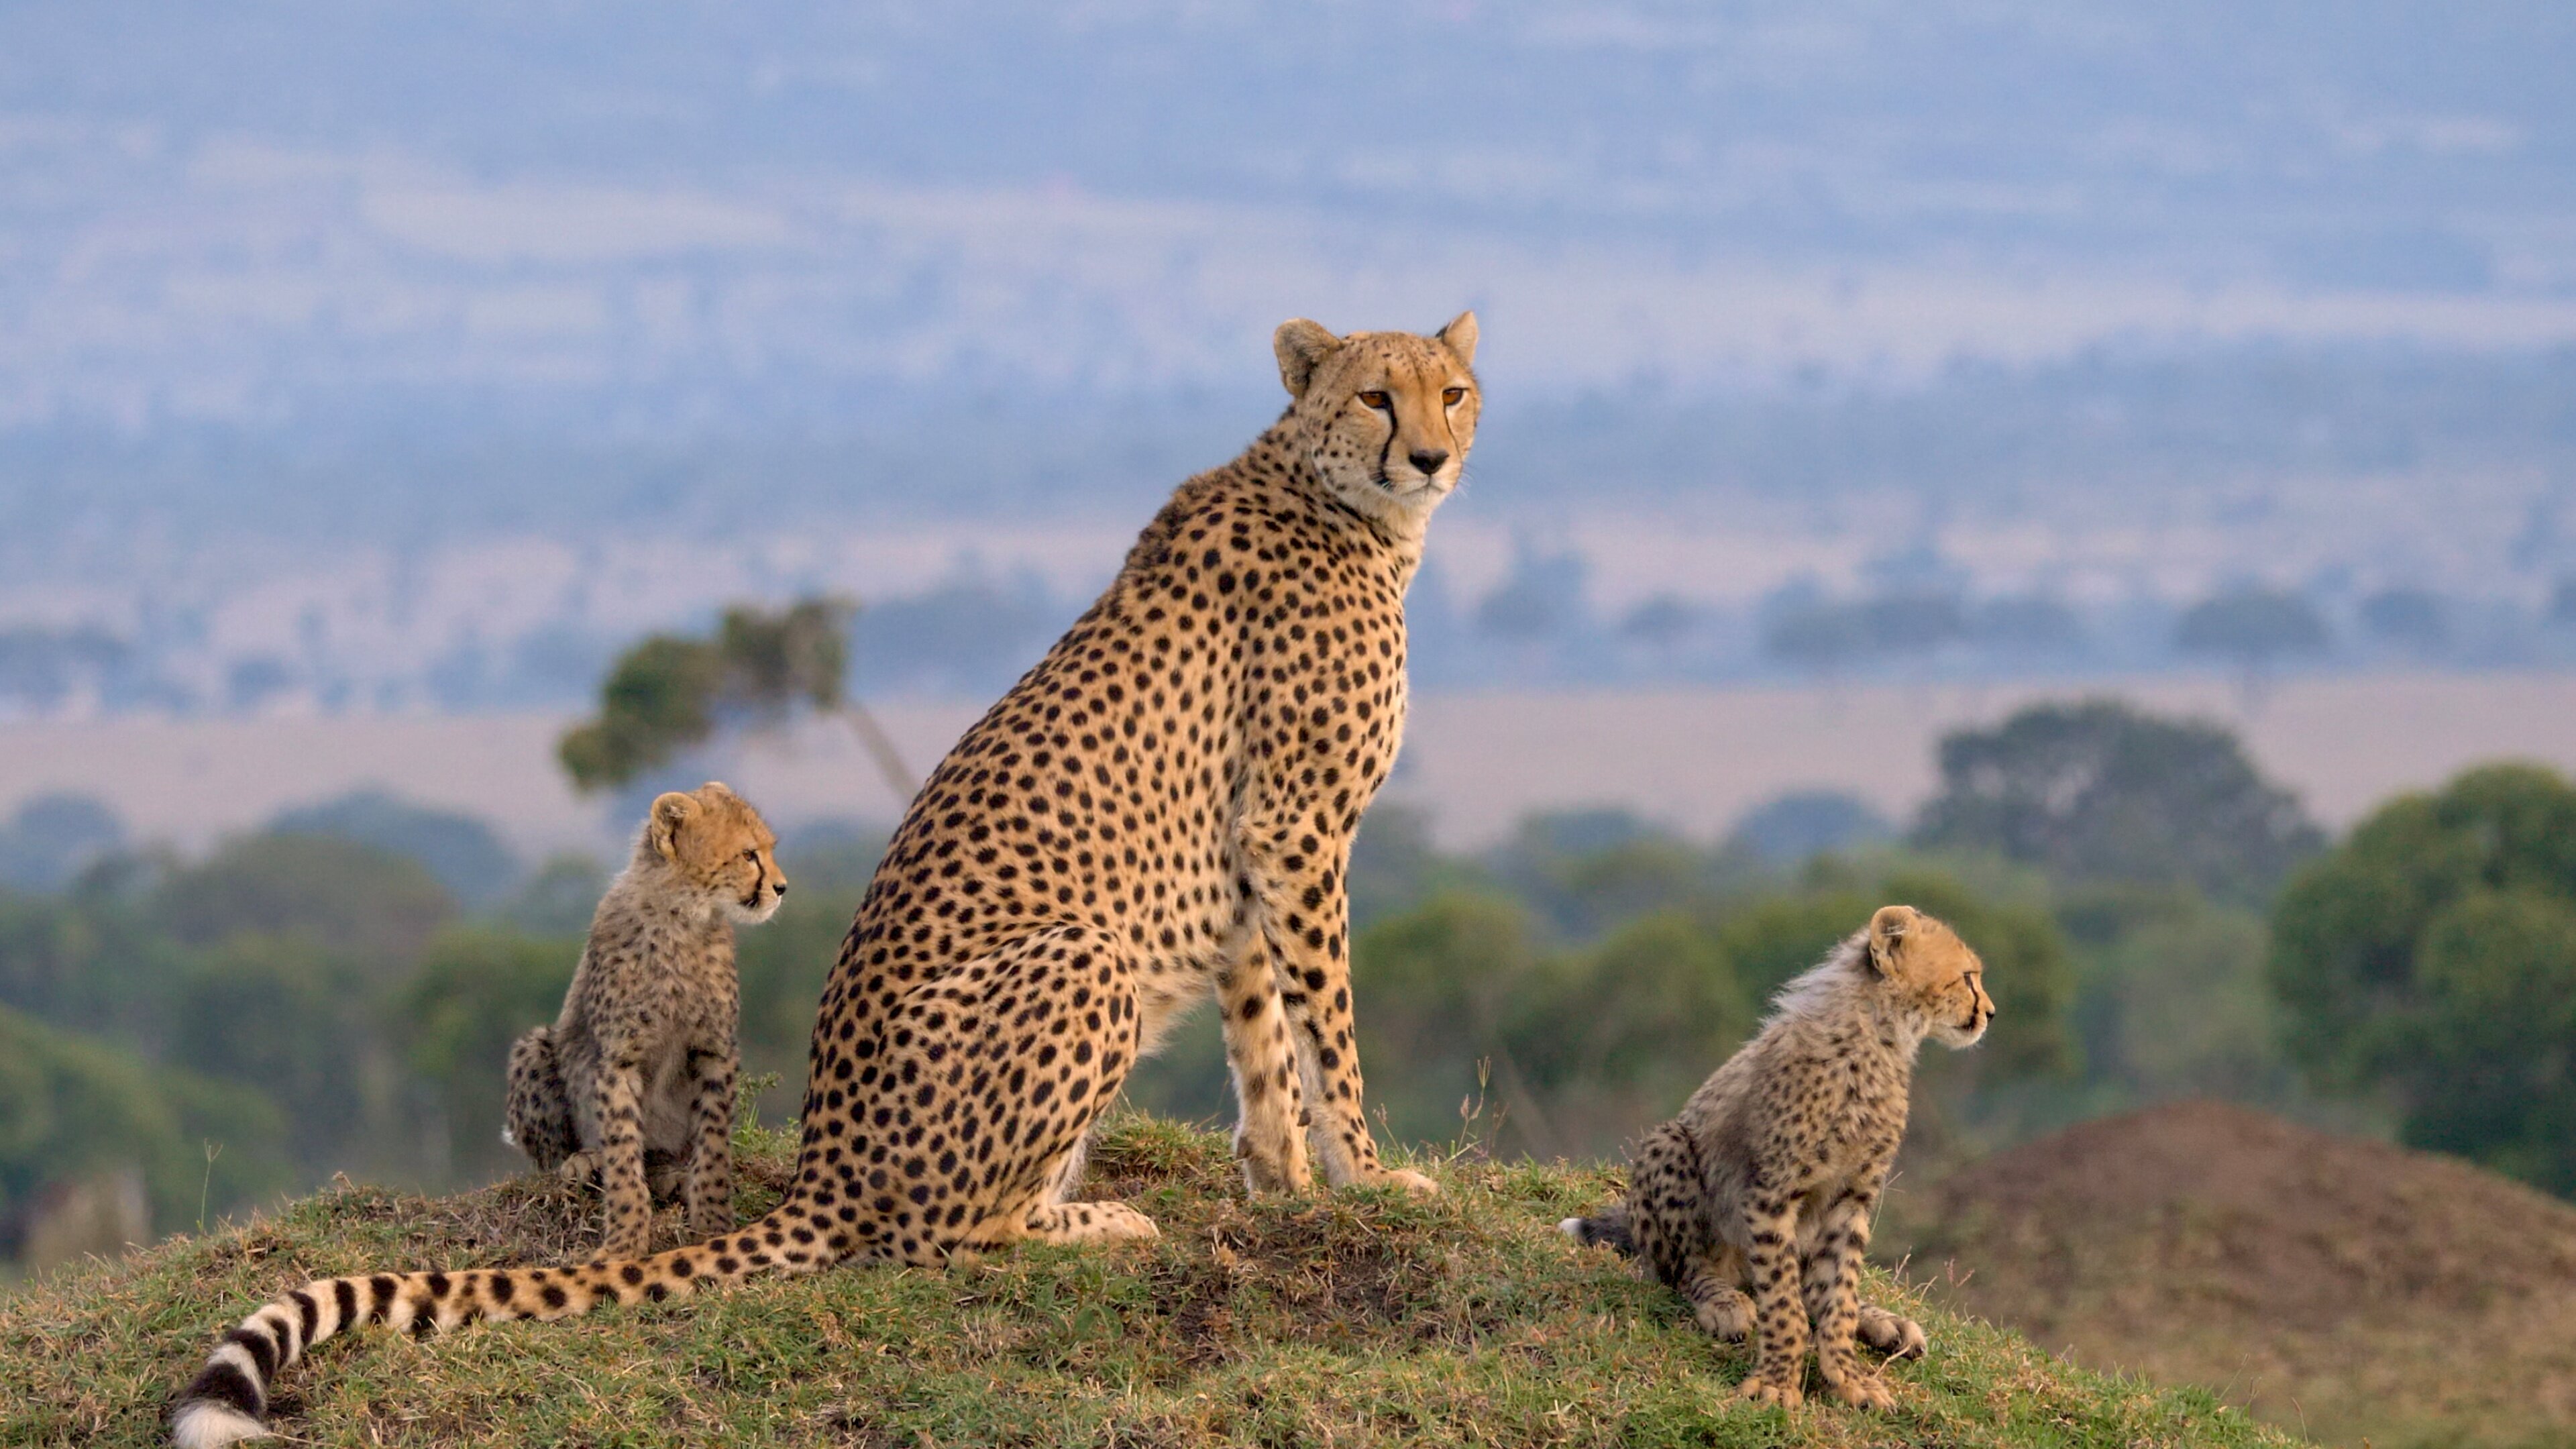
1803 1181 1896 1410
682 1042 738 1238
1250 836 1431 1196
591 1061 655 1256
1216 930 1309 1194
1737 1190 1809 1407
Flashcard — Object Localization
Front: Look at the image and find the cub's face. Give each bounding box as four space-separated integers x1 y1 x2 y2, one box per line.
647 782 788 924
1273 313 1481 530
1866 904 1994 1048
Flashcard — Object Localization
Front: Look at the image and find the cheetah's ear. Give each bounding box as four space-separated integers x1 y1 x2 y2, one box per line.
1436 311 1479 369
649 791 698 859
1866 904 1918 973
1273 319 1339 400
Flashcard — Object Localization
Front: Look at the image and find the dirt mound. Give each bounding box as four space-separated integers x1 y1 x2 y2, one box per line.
1888 1101 2576 1447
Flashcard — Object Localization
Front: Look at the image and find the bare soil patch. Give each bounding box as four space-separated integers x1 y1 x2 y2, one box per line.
1886 1101 2576 1447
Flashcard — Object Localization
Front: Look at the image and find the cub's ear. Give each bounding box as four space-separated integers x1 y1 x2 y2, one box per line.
1436 310 1479 368
649 791 698 859
1866 904 1919 972
1273 319 1339 399
698 780 740 806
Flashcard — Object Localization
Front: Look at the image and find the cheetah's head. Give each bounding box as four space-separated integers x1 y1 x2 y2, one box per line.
645 781 788 924
1864 904 1994 1049
1273 313 1480 531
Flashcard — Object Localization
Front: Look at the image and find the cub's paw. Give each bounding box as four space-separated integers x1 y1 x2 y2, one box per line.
1857 1306 1928 1360
1821 1367 1896 1411
1361 1167 1440 1197
1737 1371 1805 1409
1692 1291 1754 1342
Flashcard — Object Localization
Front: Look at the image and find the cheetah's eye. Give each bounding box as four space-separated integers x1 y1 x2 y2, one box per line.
743 849 759 863
1357 390 1391 411
1442 387 1466 405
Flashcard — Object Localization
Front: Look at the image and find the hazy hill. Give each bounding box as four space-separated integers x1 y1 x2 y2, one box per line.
1886 1101 2576 1449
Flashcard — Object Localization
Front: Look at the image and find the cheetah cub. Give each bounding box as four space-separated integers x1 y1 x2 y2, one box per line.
504 782 786 1256
1561 905 1992 1410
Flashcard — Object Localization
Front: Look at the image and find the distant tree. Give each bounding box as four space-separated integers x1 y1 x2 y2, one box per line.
0 794 125 894
269 790 520 908
853 570 1066 697
394 928 580 1182
1346 803 1470 930
1350 892 1556 1149
2357 588 2449 652
2174 586 2329 695
1617 594 1701 649
1969 594 2088 655
152 833 456 971
1727 790 1894 867
495 853 612 937
1763 592 1966 673
168 934 384 1177
0 625 126 714
1913 699 2323 906
1482 810 1717 941
1474 543 1589 643
0 884 196 1044
2269 763 2576 1196
0 1002 290 1246
557 597 912 802
2054 884 2295 1112
1512 910 1754 1113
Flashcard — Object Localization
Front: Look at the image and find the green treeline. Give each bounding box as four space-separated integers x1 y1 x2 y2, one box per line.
3 699 2574 1269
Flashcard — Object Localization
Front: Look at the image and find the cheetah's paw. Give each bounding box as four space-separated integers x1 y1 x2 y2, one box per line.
1737 1371 1804 1408
1822 1368 1895 1411
1362 1167 1440 1196
1858 1307 1928 1360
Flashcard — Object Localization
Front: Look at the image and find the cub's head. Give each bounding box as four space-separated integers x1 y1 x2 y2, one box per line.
1272 313 1481 530
645 781 787 924
1864 904 1992 1048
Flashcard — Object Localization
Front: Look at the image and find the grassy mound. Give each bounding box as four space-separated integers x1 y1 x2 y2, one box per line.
2 1115 2294 1448
1887 1101 2576 1449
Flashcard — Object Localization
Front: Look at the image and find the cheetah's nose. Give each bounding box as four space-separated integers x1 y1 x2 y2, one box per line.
1408 448 1449 476
773 881 788 898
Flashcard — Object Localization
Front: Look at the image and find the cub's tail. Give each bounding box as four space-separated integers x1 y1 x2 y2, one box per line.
170 1202 816 1448
501 1025 578 1168
1557 1203 1636 1255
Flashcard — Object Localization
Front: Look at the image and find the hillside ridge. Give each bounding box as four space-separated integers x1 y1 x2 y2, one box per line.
2 1116 2294 1448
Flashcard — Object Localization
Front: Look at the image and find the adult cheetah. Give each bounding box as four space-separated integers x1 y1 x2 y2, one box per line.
169 312 1480 1446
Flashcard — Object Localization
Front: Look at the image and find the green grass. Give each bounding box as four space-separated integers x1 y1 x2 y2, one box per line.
0 1115 2298 1448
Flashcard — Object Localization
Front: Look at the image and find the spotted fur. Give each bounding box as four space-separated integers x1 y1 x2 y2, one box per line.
1559 905 1994 1411
502 782 785 1257
167 313 1479 1446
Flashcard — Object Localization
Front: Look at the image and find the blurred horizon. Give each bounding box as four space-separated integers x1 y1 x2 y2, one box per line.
5 2 2576 741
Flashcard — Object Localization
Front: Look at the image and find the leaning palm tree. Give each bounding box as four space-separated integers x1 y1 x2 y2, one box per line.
557 597 912 802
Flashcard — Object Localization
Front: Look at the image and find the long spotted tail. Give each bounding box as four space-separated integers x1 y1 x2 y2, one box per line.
1557 1202 1636 1255
170 1203 814 1448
